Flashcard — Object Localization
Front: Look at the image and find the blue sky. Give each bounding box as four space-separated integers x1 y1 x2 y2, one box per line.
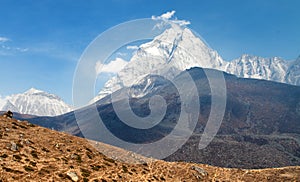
0 0 299 104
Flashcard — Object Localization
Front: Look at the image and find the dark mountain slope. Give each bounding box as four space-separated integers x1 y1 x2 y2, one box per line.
27 67 300 169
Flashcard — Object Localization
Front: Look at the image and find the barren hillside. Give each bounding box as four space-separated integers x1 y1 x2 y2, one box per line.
0 116 299 181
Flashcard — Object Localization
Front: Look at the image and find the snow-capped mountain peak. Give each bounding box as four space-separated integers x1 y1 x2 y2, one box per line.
0 88 72 116
225 54 290 82
92 13 300 103
93 23 225 102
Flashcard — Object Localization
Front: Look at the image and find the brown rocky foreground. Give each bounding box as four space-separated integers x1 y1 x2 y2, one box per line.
0 116 299 181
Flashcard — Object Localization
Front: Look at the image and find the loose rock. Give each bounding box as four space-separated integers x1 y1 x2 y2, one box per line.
191 165 208 178
10 142 18 151
66 171 79 182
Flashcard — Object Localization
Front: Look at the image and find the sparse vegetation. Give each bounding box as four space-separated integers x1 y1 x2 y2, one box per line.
30 150 38 159
13 154 22 161
103 157 115 163
58 173 72 180
41 147 49 152
74 153 82 163
122 165 128 173
0 154 8 158
80 168 91 177
2 167 23 174
38 168 50 175
61 157 68 163
85 147 93 153
103 162 112 167
24 165 34 172
27 123 36 127
16 142 23 149
29 161 36 166
91 165 101 171
0 115 299 181
86 151 93 159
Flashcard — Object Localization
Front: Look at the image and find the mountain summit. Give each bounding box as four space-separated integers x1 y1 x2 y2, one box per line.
0 88 72 116
94 23 225 101
93 18 300 102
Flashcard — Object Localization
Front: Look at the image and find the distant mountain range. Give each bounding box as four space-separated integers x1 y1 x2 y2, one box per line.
225 54 300 85
1 23 299 117
0 88 72 116
94 23 300 101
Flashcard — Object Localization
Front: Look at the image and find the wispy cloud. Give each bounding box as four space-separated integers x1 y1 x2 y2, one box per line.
152 10 175 20
0 45 29 55
126 45 139 50
0 37 10 43
0 36 29 55
95 57 128 74
16 47 29 52
152 10 191 27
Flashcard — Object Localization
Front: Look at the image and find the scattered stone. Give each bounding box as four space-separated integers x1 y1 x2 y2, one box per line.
25 139 32 145
5 128 10 132
67 171 79 182
191 166 208 179
10 142 18 151
71 153 79 159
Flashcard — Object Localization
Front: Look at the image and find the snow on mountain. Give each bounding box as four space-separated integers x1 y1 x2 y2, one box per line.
225 54 289 81
1 100 20 112
93 23 225 102
285 56 300 86
224 55 300 85
129 75 171 98
0 88 72 116
93 14 299 102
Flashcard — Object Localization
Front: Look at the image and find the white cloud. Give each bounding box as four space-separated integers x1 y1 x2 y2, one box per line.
126 45 139 50
160 10 176 19
171 19 191 26
152 10 176 20
95 57 128 74
0 37 9 43
151 10 191 27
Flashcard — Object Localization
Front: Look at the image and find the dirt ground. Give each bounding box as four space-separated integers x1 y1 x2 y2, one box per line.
0 116 299 181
